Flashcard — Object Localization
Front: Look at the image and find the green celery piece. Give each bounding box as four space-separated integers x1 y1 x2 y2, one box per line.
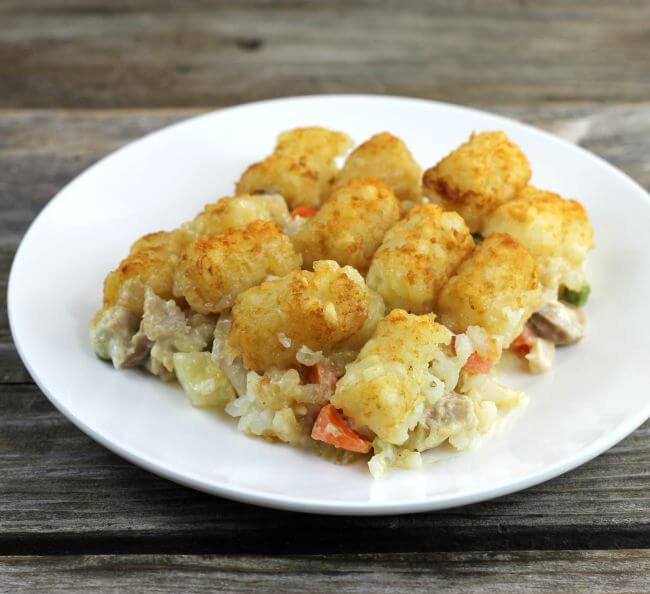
561 283 591 307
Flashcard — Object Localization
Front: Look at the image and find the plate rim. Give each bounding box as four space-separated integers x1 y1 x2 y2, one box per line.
8 93 650 515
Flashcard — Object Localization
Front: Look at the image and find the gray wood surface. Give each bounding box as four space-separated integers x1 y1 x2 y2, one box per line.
2 0 649 590
2 551 650 593
0 1 649 108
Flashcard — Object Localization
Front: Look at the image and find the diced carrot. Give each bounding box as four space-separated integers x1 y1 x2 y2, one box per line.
511 325 537 358
291 207 319 219
517 324 537 344
308 363 338 393
311 404 372 454
463 352 494 375
511 343 531 358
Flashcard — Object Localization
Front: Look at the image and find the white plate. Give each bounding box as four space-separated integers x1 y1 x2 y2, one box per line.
8 95 650 515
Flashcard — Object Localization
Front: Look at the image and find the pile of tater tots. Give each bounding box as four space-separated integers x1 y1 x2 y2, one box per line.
91 127 594 477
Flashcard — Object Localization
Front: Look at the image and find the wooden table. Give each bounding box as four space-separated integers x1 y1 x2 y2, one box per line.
1 2 649 592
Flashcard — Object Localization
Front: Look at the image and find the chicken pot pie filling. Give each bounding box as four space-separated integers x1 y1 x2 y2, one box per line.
91 127 594 477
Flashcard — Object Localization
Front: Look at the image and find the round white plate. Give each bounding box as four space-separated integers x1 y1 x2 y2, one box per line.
9 95 650 515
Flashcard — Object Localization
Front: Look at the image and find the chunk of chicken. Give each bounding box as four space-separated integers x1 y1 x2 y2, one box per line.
529 301 586 345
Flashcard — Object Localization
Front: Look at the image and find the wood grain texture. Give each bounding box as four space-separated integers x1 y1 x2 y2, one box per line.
3 2 649 585
2 551 650 594
0 1 649 108
1 383 648 555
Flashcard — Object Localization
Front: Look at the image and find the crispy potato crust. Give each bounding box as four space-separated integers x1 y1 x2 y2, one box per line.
366 204 474 314
236 127 353 209
336 132 422 200
292 178 401 273
103 229 190 315
332 309 453 444
174 221 301 314
336 288 386 352
188 194 290 236
422 131 531 232
228 260 371 372
436 232 542 345
484 186 594 291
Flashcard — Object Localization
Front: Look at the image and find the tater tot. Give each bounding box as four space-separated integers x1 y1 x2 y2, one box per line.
187 193 290 236
436 233 542 345
236 127 353 209
291 179 401 273
332 309 453 445
483 186 594 292
336 288 386 352
228 260 370 372
103 229 190 316
422 131 531 233
366 204 474 314
336 132 422 201
173 221 301 314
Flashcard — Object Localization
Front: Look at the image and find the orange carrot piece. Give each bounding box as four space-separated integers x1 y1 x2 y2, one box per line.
311 404 372 453
291 207 319 219
463 352 494 375
511 325 537 358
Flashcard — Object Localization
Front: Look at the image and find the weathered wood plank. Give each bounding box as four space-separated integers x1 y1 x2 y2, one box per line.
1 551 650 593
0 1 649 108
0 109 201 247
0 383 648 554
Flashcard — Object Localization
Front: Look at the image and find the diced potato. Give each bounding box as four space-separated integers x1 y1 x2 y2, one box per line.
422 131 531 233
332 309 455 445
187 193 290 236
173 220 301 314
336 132 422 201
483 186 594 292
460 372 526 409
292 178 401 273
236 127 353 209
368 440 423 478
436 233 542 346
366 204 474 314
173 352 235 408
228 260 371 372
103 229 190 315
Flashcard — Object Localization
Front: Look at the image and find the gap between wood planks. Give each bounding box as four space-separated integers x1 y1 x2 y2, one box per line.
0 527 648 557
